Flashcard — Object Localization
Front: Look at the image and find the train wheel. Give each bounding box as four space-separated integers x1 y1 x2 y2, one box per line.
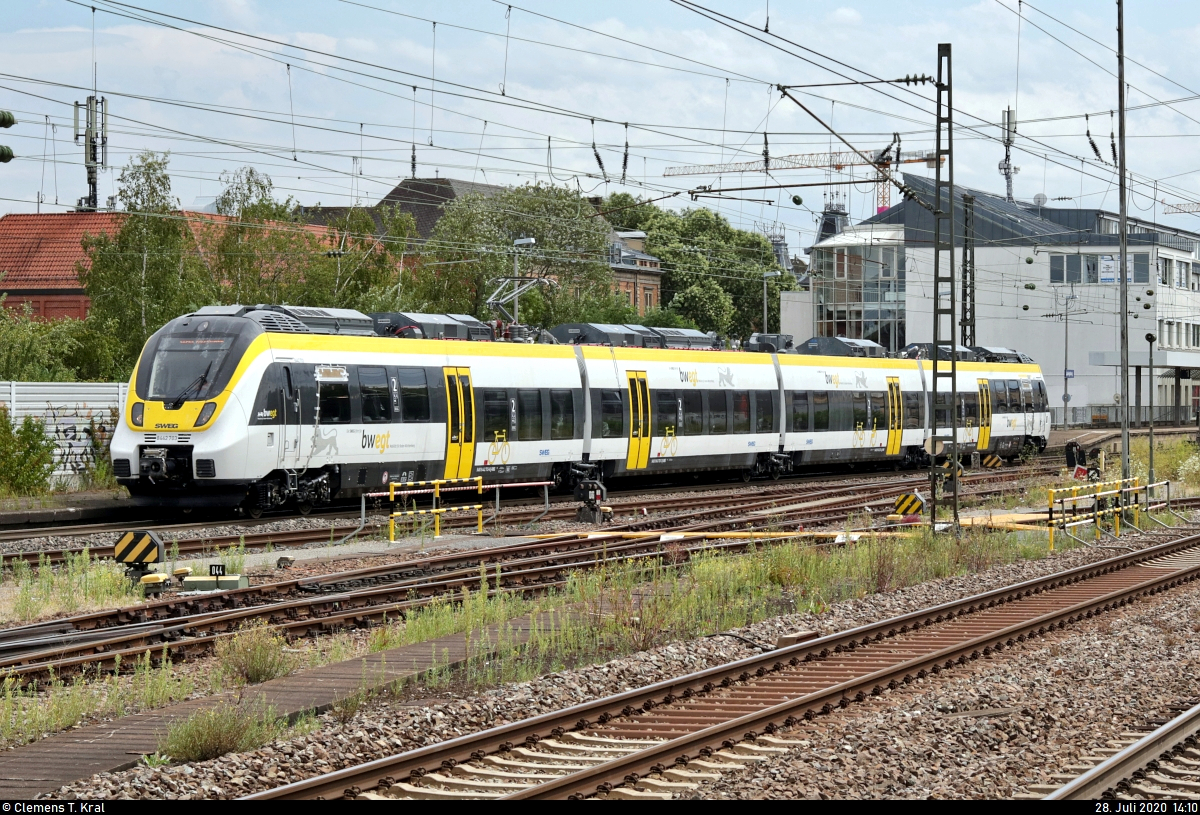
741 468 752 483
297 501 313 516
246 504 263 519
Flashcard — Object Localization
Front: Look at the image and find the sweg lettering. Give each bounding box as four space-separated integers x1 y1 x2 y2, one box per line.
677 370 698 385
362 431 391 453
154 423 179 429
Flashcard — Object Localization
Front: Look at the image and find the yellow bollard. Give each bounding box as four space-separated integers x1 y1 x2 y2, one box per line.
477 507 484 534
434 509 441 539
1047 487 1055 551
389 515 395 543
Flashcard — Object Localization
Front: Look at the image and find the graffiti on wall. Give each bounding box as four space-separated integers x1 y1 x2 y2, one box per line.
40 403 117 478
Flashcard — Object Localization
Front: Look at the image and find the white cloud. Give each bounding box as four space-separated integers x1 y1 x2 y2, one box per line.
828 8 863 26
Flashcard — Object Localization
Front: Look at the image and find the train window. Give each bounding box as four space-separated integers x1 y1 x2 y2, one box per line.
550 390 574 440
870 391 888 431
318 382 352 424
1022 383 1035 412
792 391 809 432
359 367 391 423
682 391 703 435
830 392 853 431
283 366 295 398
903 391 921 429
812 391 830 431
961 391 979 423
852 392 869 428
447 375 461 443
732 391 751 433
460 374 473 443
1035 380 1047 410
755 391 775 433
483 390 509 442
710 392 728 434
517 390 542 440
933 391 952 429
1006 380 1021 413
398 368 430 422
600 390 623 438
655 390 678 437
991 379 1008 413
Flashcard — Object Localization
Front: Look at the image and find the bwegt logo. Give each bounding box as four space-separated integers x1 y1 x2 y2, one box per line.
362 431 391 453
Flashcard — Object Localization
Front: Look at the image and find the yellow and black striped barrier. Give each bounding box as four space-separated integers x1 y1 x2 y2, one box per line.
114 530 164 564
893 493 925 516
1047 477 1141 551
389 504 484 541
982 454 1004 468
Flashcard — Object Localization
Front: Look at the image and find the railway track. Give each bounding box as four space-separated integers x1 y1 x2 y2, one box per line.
0 463 1060 568
1042 699 1200 800
242 528 1200 801
0 466 1054 681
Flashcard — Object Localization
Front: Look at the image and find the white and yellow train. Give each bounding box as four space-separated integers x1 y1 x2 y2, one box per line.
110 305 1051 512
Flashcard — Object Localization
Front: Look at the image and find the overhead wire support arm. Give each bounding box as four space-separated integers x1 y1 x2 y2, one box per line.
774 85 934 213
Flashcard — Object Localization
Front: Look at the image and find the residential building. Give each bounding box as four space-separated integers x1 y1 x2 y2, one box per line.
0 212 124 319
608 230 663 316
782 173 1200 422
300 177 505 239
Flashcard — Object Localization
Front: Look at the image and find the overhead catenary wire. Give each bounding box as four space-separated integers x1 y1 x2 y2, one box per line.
21 0 1200 242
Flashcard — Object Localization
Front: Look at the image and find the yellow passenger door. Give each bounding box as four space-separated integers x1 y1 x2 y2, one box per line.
977 378 992 451
625 371 650 470
442 367 475 479
885 377 903 456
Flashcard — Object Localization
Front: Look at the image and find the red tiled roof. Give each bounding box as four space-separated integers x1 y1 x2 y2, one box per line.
0 212 125 291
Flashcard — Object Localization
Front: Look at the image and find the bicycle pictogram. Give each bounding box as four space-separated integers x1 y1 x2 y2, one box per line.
487 430 511 464
660 426 678 457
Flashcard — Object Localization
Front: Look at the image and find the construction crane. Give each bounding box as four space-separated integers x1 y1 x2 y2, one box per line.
663 136 941 212
1162 199 1200 214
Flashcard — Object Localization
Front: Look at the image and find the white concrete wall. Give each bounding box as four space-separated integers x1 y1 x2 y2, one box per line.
905 244 1200 410
780 290 813 343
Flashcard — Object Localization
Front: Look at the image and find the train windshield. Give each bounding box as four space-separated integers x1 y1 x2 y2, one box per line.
136 315 261 403
147 335 235 402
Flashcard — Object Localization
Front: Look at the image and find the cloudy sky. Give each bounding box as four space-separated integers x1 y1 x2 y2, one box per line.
3 0 1200 254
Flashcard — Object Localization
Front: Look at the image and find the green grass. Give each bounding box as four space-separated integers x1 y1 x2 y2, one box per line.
1129 437 1200 493
0 652 193 749
2 549 144 623
379 527 1060 693
213 622 295 687
158 701 286 763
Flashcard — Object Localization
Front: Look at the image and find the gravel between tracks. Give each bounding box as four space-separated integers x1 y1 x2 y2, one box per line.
44 529 1189 801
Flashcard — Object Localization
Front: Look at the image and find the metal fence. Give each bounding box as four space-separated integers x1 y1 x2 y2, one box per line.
1051 404 1197 429
0 381 128 480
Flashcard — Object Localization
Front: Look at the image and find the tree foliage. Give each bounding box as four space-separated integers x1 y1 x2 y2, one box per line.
417 182 627 326
602 192 795 338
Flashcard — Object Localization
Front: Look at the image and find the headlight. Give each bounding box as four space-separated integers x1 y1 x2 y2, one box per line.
195 402 217 427
131 402 144 427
